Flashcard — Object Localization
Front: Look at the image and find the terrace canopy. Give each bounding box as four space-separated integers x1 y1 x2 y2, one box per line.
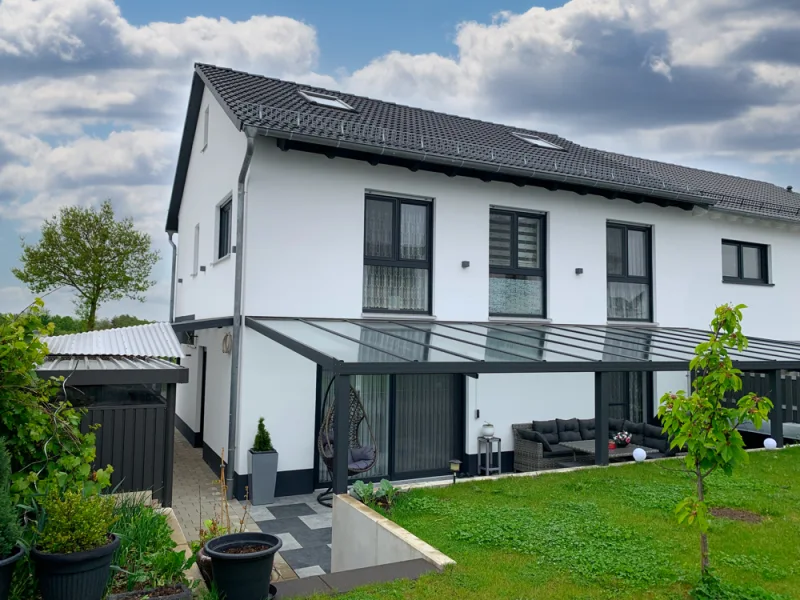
239 317 800 493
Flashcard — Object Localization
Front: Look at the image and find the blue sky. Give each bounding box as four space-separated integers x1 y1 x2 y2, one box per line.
1 0 798 320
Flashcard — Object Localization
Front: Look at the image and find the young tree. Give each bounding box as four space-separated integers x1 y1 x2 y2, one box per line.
658 304 772 575
13 201 160 330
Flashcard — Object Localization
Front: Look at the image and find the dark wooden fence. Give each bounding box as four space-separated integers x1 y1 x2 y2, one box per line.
737 371 800 424
77 384 175 506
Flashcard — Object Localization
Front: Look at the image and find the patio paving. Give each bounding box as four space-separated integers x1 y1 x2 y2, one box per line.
171 431 297 582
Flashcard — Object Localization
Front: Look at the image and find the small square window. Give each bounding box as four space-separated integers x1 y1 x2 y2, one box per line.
217 197 233 260
298 90 355 111
722 240 769 284
511 132 564 150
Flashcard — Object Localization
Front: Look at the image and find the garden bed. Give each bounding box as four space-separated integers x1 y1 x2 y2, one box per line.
333 447 800 600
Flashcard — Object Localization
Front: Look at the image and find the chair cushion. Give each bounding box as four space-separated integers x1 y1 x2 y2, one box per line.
644 424 665 439
556 418 582 442
578 418 595 440
348 459 374 471
518 428 552 452
543 444 574 458
644 436 668 453
624 421 645 446
348 446 376 463
609 418 625 434
532 420 559 445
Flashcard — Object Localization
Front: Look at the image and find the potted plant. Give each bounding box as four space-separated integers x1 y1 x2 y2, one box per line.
248 418 278 506
107 548 194 600
481 422 495 437
205 532 282 600
31 489 119 600
613 431 632 448
0 439 24 600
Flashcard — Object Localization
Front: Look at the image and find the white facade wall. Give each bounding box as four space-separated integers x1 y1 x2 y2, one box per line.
244 140 800 337
173 88 245 320
175 343 201 431
237 327 318 476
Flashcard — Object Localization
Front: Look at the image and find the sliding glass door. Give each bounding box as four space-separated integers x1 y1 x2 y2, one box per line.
316 371 463 485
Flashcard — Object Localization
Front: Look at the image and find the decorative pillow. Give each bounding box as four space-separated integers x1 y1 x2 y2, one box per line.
556 418 581 442
644 424 666 440
518 429 552 452
644 437 668 453
578 418 595 441
532 420 559 445
623 420 645 435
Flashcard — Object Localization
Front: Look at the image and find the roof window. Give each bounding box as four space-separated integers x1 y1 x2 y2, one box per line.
511 132 564 150
298 90 354 111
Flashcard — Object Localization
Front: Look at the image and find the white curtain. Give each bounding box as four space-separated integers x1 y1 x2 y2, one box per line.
363 266 428 311
400 204 427 260
607 282 649 320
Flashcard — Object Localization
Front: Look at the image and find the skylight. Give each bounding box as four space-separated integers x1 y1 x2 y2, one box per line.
512 132 564 150
298 90 355 111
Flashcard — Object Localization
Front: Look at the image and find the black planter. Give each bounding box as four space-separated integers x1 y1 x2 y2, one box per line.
205 532 282 600
107 583 192 599
0 545 25 600
31 534 120 600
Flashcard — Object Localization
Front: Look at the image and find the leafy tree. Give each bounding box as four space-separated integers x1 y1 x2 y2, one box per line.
658 304 772 575
0 300 111 504
13 201 160 331
38 311 85 336
98 314 153 330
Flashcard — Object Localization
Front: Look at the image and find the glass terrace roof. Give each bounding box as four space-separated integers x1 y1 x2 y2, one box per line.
245 318 800 375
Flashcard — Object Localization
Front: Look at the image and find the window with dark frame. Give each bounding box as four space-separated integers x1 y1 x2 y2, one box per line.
217 197 232 260
606 223 652 321
489 209 546 317
722 240 769 284
363 195 432 313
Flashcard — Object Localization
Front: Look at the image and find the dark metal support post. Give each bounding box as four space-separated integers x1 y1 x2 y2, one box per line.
332 373 351 495
768 370 784 448
594 371 609 466
163 383 177 507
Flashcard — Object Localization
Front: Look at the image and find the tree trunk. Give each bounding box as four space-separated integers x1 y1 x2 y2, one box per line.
697 469 709 574
86 299 98 331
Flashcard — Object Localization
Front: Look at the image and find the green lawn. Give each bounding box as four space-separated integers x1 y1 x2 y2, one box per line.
334 447 800 600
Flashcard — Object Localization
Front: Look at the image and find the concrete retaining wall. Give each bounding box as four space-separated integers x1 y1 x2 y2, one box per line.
331 494 455 573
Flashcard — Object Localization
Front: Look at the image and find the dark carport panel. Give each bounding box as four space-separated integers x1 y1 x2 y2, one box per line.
245 318 800 492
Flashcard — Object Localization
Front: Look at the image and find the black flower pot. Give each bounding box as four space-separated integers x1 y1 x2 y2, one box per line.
0 545 25 600
107 583 192 599
31 534 120 600
205 532 282 600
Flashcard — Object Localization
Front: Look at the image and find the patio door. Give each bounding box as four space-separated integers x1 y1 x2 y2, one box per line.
607 371 653 422
316 371 463 485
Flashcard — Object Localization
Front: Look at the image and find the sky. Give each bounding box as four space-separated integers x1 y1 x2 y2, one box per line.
0 0 798 320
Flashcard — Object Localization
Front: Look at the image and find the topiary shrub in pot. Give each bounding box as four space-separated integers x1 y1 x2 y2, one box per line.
248 417 278 506
0 439 24 600
31 489 119 600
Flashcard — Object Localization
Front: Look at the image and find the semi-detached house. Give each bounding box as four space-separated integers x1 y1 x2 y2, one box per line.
166 63 800 499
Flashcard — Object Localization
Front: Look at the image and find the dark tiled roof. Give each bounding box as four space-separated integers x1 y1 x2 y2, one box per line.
165 63 800 231
605 152 800 220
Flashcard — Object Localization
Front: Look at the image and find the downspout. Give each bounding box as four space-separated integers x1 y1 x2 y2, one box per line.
167 232 177 323
226 126 258 498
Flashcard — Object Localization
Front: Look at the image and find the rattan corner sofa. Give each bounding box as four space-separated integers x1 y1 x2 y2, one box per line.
512 418 672 472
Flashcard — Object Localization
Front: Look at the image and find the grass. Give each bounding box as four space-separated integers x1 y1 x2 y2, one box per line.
329 447 800 600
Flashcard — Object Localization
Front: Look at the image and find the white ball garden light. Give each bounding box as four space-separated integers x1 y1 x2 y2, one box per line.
764 437 778 450
632 447 647 463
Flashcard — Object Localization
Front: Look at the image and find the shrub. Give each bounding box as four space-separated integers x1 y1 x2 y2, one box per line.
0 300 112 505
37 490 116 554
0 438 21 558
252 417 274 452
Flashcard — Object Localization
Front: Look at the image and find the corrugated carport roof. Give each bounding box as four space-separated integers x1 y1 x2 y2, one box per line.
245 317 800 375
37 355 188 386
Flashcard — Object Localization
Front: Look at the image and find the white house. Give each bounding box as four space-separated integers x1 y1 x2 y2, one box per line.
166 63 800 499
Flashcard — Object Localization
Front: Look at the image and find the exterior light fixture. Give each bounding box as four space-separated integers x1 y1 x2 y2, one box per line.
764 437 778 450
632 448 647 463
449 459 462 484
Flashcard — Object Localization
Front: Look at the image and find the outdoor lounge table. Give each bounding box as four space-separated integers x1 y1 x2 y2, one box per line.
560 439 659 462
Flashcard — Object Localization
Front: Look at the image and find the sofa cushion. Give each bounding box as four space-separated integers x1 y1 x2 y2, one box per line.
532 420 559 445
644 424 666 440
518 428 552 452
556 418 582 442
644 436 668 453
609 418 625 434
578 418 595 440
543 443 574 458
